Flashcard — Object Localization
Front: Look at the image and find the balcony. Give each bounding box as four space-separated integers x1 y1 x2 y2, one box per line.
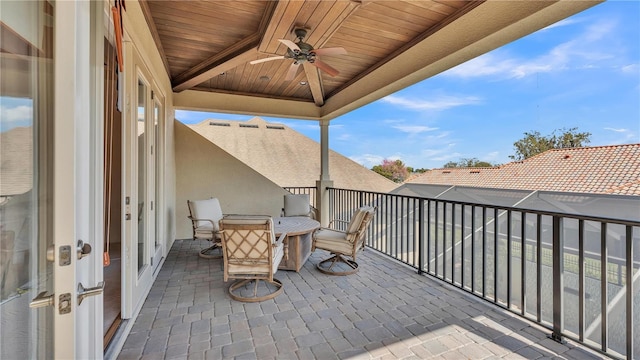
116 187 638 359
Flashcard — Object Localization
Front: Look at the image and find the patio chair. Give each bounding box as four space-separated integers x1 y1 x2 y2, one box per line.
282 194 316 219
219 215 286 302
312 205 376 275
187 198 224 259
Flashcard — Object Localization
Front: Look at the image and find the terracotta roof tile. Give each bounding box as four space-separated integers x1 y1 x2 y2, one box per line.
408 144 640 195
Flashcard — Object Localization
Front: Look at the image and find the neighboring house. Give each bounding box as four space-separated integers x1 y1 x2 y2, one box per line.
187 117 398 193
407 144 640 195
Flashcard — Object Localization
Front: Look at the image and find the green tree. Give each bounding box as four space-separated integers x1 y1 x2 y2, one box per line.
443 158 495 168
372 159 409 183
509 127 591 161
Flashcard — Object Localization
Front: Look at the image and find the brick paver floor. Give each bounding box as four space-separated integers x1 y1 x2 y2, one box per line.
116 239 606 360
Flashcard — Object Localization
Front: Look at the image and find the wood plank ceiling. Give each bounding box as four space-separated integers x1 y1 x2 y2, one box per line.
142 0 476 107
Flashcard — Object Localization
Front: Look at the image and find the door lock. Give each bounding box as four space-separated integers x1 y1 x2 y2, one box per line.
77 281 105 305
77 239 92 260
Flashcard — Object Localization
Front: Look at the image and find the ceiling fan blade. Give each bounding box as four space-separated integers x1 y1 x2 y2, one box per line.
312 47 347 56
278 39 301 52
250 55 285 65
311 59 339 77
285 62 301 81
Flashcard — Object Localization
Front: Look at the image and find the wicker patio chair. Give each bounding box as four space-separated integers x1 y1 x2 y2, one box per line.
219 215 286 302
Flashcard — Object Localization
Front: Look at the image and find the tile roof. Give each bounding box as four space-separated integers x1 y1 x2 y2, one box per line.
187 117 398 193
408 144 640 195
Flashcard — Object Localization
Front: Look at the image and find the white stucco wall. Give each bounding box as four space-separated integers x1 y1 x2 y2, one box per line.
175 121 290 239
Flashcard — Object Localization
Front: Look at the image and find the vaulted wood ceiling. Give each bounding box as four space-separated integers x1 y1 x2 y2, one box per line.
140 0 602 121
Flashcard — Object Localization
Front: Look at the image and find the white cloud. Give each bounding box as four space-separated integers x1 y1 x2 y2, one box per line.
621 64 639 74
445 18 621 80
381 94 481 111
541 18 582 31
604 127 628 133
349 154 385 168
0 104 32 123
392 125 438 134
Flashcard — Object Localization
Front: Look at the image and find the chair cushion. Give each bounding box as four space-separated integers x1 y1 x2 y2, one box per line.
284 194 310 217
314 228 353 254
346 205 374 234
189 198 223 231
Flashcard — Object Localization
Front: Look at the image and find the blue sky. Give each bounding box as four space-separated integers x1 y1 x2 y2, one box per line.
176 1 639 170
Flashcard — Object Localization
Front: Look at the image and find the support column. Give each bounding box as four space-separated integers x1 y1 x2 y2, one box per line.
316 120 333 226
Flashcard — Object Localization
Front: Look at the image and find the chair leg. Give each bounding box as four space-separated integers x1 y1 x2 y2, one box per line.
228 278 284 302
199 242 222 259
316 253 359 276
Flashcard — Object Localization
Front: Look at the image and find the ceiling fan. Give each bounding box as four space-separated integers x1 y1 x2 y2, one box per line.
250 28 347 81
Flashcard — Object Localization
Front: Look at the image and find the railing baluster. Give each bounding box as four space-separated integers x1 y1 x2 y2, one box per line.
521 212 526 316
462 204 466 289
579 220 585 342
418 199 424 275
471 206 476 294
537 214 542 323
601 222 608 352
427 200 432 274
550 216 564 343
452 203 456 285
507 210 512 308
435 201 440 279
494 208 499 303
626 225 633 360
482 206 487 298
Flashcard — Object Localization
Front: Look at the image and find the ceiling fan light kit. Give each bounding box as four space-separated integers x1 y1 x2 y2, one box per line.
250 28 347 81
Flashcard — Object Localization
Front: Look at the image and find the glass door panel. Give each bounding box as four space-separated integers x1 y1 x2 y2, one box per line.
136 79 147 273
0 1 54 358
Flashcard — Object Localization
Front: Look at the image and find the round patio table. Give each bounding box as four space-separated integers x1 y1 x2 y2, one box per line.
273 216 320 272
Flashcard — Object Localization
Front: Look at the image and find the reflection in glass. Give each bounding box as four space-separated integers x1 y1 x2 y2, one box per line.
0 0 54 358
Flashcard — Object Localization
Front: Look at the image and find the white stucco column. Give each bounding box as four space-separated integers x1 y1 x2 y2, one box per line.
316 120 333 226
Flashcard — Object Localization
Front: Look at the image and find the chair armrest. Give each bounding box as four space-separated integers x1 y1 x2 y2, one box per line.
188 216 216 228
274 232 287 247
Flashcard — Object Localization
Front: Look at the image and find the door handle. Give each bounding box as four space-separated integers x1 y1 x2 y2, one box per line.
77 281 104 305
30 291 55 308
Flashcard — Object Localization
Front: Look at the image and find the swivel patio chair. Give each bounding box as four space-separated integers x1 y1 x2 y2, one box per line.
187 198 224 259
219 215 286 302
312 205 376 275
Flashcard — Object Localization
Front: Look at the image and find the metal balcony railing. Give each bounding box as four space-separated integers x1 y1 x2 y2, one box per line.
327 187 639 360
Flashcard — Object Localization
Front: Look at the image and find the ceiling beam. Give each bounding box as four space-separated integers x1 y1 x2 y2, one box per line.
172 1 278 92
303 63 324 106
172 35 259 92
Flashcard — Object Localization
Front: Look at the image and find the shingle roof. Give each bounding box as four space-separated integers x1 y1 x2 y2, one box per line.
1 126 33 197
187 117 398 193
408 144 640 195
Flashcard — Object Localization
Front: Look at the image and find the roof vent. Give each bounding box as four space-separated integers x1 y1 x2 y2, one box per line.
563 154 571 159
470 170 480 174
266 125 285 130
239 124 259 128
209 122 230 127
442 170 451 174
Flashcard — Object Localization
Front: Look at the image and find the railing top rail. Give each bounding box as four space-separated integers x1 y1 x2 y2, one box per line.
327 187 640 227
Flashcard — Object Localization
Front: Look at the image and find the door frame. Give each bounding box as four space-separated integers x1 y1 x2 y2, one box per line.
53 1 104 358
121 39 166 318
